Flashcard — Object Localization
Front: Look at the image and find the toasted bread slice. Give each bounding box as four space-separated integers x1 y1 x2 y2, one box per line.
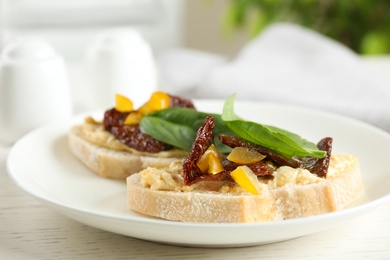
127 154 363 223
68 124 186 179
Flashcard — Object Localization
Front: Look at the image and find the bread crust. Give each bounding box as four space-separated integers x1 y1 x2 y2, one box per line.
127 155 363 223
68 125 184 179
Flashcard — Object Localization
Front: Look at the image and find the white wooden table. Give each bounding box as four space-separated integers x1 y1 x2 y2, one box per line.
1 145 389 259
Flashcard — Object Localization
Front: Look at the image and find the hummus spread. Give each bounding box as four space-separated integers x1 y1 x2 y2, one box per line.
80 117 188 158
139 154 357 194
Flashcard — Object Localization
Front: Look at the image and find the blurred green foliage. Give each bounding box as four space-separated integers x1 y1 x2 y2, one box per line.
222 0 390 55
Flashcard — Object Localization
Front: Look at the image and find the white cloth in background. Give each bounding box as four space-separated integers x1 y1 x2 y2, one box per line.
157 23 390 132
158 48 228 96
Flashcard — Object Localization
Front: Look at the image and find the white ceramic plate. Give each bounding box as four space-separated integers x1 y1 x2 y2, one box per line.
7 100 390 247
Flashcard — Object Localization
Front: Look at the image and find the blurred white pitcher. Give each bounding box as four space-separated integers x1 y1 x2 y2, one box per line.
0 38 72 144
86 28 157 109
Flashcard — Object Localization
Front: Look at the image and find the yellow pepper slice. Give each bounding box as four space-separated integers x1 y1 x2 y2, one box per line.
227 147 266 164
197 144 224 174
115 94 133 112
208 153 225 174
138 91 171 115
230 166 262 195
124 111 142 125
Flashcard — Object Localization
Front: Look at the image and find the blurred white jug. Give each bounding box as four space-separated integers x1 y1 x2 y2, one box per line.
0 38 72 144
86 28 157 109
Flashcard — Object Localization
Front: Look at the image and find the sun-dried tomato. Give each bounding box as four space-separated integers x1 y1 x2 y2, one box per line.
169 94 196 109
103 108 172 153
219 134 332 178
223 161 275 178
306 137 332 178
219 134 300 168
183 116 215 185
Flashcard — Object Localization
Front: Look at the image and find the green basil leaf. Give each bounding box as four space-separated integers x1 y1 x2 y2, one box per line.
146 107 230 132
139 116 196 151
141 108 234 153
222 94 326 159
